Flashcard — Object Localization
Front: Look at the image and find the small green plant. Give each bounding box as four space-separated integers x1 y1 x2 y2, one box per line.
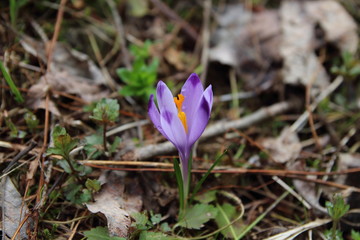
84 133 121 159
47 126 98 204
325 193 350 240
331 51 360 79
117 40 159 101
89 98 120 153
85 178 101 194
331 51 360 108
5 117 26 138
130 211 174 239
24 110 39 132
84 226 125 240
351 230 360 240
47 126 79 177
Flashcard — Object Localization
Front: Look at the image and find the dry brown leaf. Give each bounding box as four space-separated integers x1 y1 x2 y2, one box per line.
280 1 329 94
261 127 302 164
1 177 30 239
21 36 109 114
305 0 358 53
86 172 142 238
20 36 105 85
210 1 358 94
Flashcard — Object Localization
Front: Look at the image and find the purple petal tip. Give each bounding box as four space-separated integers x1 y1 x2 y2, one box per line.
157 81 166 98
188 73 201 87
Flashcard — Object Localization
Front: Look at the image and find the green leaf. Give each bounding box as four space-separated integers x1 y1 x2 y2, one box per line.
139 231 174 240
150 213 162 225
64 183 82 203
129 40 152 59
90 98 120 123
80 188 92 203
84 133 104 159
326 194 350 221
85 179 101 193
177 203 218 229
116 41 158 101
324 229 344 240
5 117 26 138
57 159 73 174
117 68 132 84
47 126 78 158
160 222 171 232
351 230 360 240
24 111 39 131
194 190 217 204
64 182 92 204
110 136 121 154
84 226 125 240
131 212 150 231
0 60 24 103
349 65 360 77
215 203 243 239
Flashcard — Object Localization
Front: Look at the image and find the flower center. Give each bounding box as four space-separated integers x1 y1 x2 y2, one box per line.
174 94 188 133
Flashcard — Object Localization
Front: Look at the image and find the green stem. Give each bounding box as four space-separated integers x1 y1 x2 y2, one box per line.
331 220 338 240
103 122 108 152
174 159 185 219
64 155 81 183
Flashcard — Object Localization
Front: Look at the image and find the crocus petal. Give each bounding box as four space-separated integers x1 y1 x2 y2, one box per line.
188 85 213 146
180 73 204 131
159 109 188 155
148 94 169 139
156 81 178 116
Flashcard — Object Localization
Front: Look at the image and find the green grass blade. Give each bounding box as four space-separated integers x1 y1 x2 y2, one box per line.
174 158 185 218
10 0 17 27
189 149 227 204
0 60 24 103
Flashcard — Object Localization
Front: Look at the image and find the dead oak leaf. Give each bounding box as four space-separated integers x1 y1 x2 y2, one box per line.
86 172 142 238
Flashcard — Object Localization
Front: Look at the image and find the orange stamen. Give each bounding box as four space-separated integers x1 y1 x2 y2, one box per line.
174 94 185 111
173 94 188 133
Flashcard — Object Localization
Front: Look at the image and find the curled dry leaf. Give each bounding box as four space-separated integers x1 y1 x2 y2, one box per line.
261 127 302 164
86 171 142 238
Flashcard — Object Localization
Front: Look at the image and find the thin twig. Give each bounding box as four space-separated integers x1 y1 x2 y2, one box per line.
272 176 312 209
1 141 37 175
46 0 67 73
31 0 67 238
105 0 131 69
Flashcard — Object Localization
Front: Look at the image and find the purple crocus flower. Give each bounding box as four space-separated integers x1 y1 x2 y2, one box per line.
148 73 213 188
